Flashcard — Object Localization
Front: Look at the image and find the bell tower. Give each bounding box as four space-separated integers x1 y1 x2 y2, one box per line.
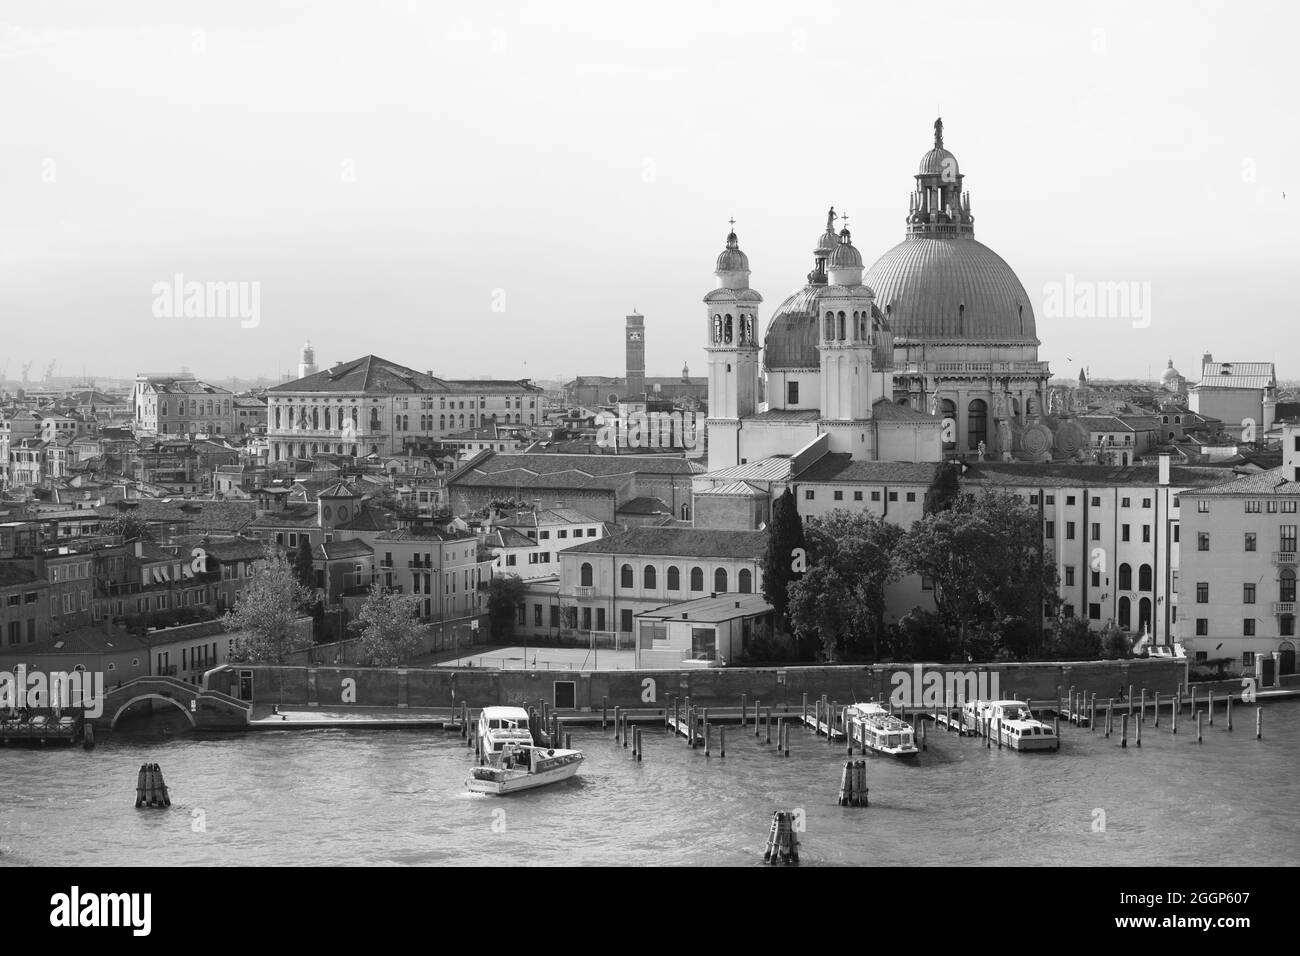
818 226 882 459
625 312 645 401
704 224 762 469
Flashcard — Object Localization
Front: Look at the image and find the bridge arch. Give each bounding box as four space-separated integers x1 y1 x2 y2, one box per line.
110 694 197 729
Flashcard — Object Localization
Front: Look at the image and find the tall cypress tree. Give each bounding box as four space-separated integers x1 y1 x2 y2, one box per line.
761 488 807 635
295 537 316 593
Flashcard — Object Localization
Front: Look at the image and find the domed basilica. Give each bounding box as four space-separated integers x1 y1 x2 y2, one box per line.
704 118 1052 470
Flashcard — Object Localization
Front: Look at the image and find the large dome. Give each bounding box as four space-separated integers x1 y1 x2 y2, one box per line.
862 236 1038 345
763 286 887 370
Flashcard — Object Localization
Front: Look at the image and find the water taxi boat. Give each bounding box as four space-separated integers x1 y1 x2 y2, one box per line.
961 699 1059 751
844 701 920 757
467 706 584 795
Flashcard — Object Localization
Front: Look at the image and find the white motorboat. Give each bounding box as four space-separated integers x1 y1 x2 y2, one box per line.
845 701 920 757
961 699 1058 752
467 705 584 795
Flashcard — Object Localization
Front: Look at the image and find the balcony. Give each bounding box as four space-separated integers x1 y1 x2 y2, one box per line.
408 559 433 569
1274 602 1296 615
1274 552 1297 566
570 586 595 600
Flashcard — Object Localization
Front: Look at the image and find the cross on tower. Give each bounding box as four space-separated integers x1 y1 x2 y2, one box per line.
840 212 850 231
728 217 736 229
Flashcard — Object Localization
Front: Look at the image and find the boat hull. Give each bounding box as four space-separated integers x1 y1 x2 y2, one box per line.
466 754 583 795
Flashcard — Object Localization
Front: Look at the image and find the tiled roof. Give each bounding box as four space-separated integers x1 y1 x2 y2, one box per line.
499 508 603 528
144 379 232 396
638 592 773 623
315 539 374 560
483 527 536 549
165 534 265 562
702 457 795 483
693 481 768 497
0 562 41 588
793 455 945 485
444 379 544 393
1193 361 1276 390
94 499 256 533
248 505 320 529
616 496 672 514
960 462 1232 489
269 356 444 394
744 409 820 423
1076 415 1137 432
561 527 766 559
334 506 392 532
7 624 148 657
1193 467 1300 497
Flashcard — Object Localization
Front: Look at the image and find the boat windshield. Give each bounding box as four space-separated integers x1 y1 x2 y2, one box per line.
1004 706 1032 721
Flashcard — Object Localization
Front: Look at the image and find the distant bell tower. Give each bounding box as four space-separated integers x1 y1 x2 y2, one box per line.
299 340 318 380
704 223 763 470
625 313 645 400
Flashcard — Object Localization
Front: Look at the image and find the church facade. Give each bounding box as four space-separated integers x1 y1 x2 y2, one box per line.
705 119 1051 471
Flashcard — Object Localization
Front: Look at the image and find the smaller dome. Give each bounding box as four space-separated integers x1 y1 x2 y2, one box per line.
1161 359 1182 383
715 231 749 273
827 229 862 270
918 147 958 177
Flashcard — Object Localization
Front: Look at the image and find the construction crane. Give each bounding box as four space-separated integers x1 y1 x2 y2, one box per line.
21 361 32 384
44 361 57 382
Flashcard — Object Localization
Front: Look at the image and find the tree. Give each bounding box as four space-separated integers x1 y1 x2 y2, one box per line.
1101 622 1132 660
785 510 902 661
890 606 952 662
224 546 313 663
1048 616 1102 660
894 491 1058 661
486 574 527 640
760 488 806 636
101 512 155 542
293 538 316 592
351 584 427 666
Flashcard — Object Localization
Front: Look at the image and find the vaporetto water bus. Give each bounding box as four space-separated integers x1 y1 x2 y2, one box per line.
960 699 1059 751
844 701 920 757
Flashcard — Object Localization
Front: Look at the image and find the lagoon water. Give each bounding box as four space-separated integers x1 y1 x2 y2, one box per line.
2 700 1297 867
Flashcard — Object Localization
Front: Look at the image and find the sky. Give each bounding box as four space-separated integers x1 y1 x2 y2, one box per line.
2 0 1297 388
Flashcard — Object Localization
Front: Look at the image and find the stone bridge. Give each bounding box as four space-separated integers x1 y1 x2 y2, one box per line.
98 676 252 730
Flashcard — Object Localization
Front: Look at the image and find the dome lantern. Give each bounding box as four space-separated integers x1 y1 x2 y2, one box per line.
714 220 751 290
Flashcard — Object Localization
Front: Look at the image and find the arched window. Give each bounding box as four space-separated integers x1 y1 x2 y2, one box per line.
825 311 835 340
1282 569 1297 603
940 399 957 449
620 564 633 589
1118 563 1132 590
667 566 680 590
714 568 728 593
310 443 318 455
644 566 657 589
459 414 465 428
967 399 988 451
1118 596 1131 629
514 414 521 424
738 568 752 593
440 415 446 429
1138 597 1152 632
311 407 319 429
161 401 168 417
324 408 332 431
837 311 846 341
724 315 733 343
690 567 704 591
580 563 593 587
1138 564 1153 591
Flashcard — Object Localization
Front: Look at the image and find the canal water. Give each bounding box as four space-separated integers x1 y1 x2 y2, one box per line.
3 700 1297 866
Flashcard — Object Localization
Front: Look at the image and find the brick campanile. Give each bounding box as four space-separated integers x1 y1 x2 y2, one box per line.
625 311 645 400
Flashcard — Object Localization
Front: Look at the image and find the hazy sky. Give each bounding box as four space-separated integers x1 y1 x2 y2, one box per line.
2 0 1296 388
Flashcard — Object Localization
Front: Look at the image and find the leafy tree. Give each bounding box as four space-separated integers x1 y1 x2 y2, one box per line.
1101 622 1132 660
486 574 527 640
760 488 806 637
894 490 1058 661
350 583 427 666
889 606 953 662
224 546 313 663
294 537 316 592
786 510 901 661
101 512 155 542
1048 616 1102 660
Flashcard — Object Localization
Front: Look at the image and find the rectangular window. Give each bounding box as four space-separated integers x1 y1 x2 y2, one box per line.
1046 495 1055 505
534 604 543 626
1065 566 1075 586
1066 496 1076 506
1121 497 1131 508
1197 500 1209 513
620 609 633 633
1066 521 1076 540
1122 524 1130 542
921 575 933 591
581 607 591 631
1245 532 1256 552
596 608 606 632
1173 525 1180 543
1268 501 1278 513
1197 532 1210 552
550 605 560 628
1243 619 1255 636
1196 582 1208 603
906 492 916 502
1029 494 1039 505
1045 521 1055 539
1091 496 1101 507
805 490 814 501
1142 525 1151 543
787 382 799 405
540 531 550 539
1245 500 1261 513
1244 584 1255 604
853 491 863 501
1090 522 1101 541
1091 570 1100 587
1284 501 1298 514
889 492 898 502
1142 498 1151 509
871 491 881 502
1195 618 1208 636
1243 651 1256 668
1089 603 1101 620
833 491 843 501
1063 604 1075 619
1282 525 1297 553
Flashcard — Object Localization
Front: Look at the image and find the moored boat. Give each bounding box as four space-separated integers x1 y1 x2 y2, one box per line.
844 701 920 757
961 699 1059 751
467 705 584 795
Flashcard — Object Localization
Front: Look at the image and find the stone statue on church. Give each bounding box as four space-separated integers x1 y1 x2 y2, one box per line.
928 384 941 417
977 440 986 462
826 206 836 233
998 416 1013 457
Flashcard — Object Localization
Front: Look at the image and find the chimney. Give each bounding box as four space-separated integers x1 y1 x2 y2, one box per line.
1158 453 1170 487
134 539 144 557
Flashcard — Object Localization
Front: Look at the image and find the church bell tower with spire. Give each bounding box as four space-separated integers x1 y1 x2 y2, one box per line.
704 224 762 470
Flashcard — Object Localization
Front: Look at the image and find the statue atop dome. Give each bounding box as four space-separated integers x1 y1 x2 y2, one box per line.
934 116 943 149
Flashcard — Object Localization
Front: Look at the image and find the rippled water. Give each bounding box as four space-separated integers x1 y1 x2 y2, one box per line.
3 700 1298 866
